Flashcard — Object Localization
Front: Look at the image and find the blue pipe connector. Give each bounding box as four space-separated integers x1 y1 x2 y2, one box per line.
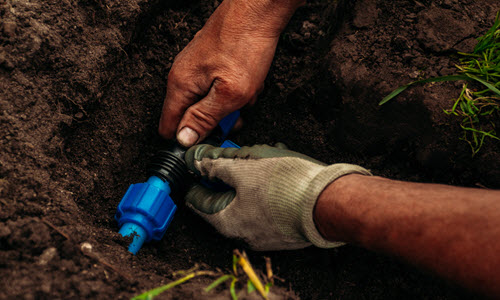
115 176 176 254
115 110 240 254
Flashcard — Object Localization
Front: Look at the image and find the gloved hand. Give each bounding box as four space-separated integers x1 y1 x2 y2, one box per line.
184 143 371 251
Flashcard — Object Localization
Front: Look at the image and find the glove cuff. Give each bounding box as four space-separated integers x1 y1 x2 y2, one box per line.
301 163 371 248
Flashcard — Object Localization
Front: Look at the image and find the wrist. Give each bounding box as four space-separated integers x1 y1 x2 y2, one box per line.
314 174 369 243
242 0 306 34
218 0 305 38
301 165 371 248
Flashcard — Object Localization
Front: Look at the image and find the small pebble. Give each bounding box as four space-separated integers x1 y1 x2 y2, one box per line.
80 242 92 253
301 20 316 31
409 71 420 79
37 247 57 265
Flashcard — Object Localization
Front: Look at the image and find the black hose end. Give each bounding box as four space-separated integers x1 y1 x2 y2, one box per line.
148 143 190 194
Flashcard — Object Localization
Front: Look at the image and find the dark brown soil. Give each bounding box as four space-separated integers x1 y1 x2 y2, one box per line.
1 0 499 299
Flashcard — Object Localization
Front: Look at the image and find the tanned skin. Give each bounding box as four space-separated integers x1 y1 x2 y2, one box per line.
315 174 500 296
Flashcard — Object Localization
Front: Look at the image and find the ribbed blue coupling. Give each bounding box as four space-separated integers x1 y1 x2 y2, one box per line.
115 176 176 254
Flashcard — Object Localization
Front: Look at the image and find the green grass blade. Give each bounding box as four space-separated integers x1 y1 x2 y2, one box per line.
379 85 411 105
379 75 470 105
265 282 273 294
232 254 238 275
461 126 500 140
466 74 500 96
230 277 238 300
247 280 257 294
457 52 481 58
415 75 471 84
205 275 233 292
132 273 196 300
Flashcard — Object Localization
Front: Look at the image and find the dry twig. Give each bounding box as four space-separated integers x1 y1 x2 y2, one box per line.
41 218 70 240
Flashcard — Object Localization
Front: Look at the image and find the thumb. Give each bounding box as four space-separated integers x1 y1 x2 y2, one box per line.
185 184 236 215
176 79 251 147
176 100 225 147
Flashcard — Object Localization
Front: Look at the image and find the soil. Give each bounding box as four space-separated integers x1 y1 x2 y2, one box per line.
1 0 499 299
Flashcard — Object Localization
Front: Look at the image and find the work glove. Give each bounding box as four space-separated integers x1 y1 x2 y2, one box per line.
184 143 371 251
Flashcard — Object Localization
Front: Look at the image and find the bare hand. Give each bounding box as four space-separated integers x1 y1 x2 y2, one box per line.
159 0 303 146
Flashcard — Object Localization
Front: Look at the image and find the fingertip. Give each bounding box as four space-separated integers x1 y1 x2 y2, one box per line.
184 144 213 173
177 127 200 147
185 184 236 214
185 184 214 214
185 184 207 205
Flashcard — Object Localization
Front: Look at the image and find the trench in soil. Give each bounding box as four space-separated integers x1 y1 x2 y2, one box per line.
39 0 489 298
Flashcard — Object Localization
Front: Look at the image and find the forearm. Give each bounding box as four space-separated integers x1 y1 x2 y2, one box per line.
314 174 500 296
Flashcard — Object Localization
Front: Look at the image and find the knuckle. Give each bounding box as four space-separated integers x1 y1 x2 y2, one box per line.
231 85 251 100
167 68 197 96
216 78 255 102
167 62 190 85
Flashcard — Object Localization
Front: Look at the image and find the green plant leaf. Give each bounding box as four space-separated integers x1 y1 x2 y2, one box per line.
379 75 470 105
230 277 238 300
466 74 500 96
461 126 500 140
265 282 273 294
378 85 411 105
247 280 257 294
205 275 233 292
232 254 238 275
132 273 197 300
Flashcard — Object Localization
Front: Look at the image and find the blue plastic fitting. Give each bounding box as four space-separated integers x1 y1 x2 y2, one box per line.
115 176 176 254
218 111 240 138
220 140 240 149
115 110 240 254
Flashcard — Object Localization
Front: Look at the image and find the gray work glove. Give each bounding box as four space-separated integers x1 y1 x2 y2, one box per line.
184 143 371 251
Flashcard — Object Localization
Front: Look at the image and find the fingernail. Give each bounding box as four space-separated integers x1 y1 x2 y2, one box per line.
177 127 199 147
